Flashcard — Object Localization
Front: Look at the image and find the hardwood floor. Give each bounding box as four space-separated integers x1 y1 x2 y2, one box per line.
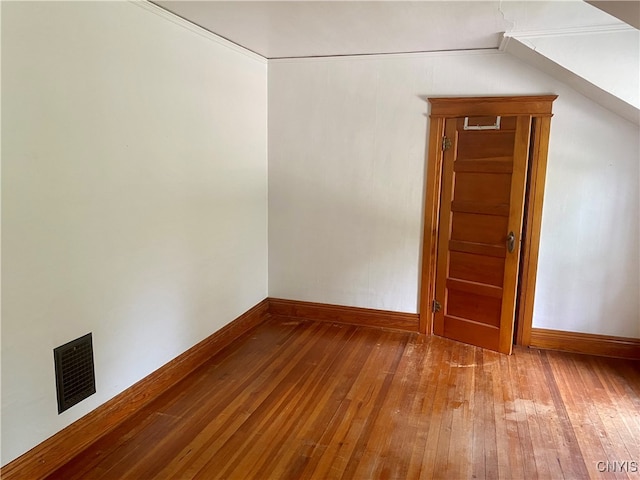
48 317 640 479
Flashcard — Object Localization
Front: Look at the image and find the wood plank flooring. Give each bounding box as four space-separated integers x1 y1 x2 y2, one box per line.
47 317 640 479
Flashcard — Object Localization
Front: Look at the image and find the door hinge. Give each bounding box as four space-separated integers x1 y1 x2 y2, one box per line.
432 300 442 313
442 136 452 151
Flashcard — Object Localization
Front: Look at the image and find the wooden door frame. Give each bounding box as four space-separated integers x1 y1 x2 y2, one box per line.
418 95 557 347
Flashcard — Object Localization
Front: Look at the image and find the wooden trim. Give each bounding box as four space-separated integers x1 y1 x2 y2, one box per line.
530 328 640 360
515 116 552 346
418 116 445 334
0 299 271 480
429 95 558 117
432 118 458 338
269 298 419 333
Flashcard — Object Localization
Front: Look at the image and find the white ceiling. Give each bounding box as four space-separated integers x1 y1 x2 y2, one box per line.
153 1 626 59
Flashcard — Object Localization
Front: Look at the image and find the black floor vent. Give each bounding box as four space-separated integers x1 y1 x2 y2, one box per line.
54 333 96 414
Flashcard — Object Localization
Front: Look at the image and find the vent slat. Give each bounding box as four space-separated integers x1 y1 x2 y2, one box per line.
54 333 96 414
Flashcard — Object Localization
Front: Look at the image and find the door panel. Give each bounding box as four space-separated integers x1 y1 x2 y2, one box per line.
456 131 516 158
448 240 505 258
451 201 510 216
454 158 513 173
447 290 502 327
451 213 509 245
434 115 532 354
454 173 512 203
448 252 505 286
443 316 500 351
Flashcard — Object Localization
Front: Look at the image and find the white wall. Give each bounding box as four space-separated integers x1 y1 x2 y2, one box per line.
2 1 267 465
268 50 640 338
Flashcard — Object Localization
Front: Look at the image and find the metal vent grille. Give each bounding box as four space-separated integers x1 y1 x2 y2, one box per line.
54 333 96 414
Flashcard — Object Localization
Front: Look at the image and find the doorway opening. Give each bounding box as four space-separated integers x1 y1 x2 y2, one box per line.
418 96 557 353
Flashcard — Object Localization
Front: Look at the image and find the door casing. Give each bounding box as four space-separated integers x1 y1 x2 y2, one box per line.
418 95 557 347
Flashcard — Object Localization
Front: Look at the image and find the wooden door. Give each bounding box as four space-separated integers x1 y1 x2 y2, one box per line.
433 115 532 354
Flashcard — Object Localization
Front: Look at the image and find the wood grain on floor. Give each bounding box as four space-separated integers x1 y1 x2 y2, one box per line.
47 317 640 479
